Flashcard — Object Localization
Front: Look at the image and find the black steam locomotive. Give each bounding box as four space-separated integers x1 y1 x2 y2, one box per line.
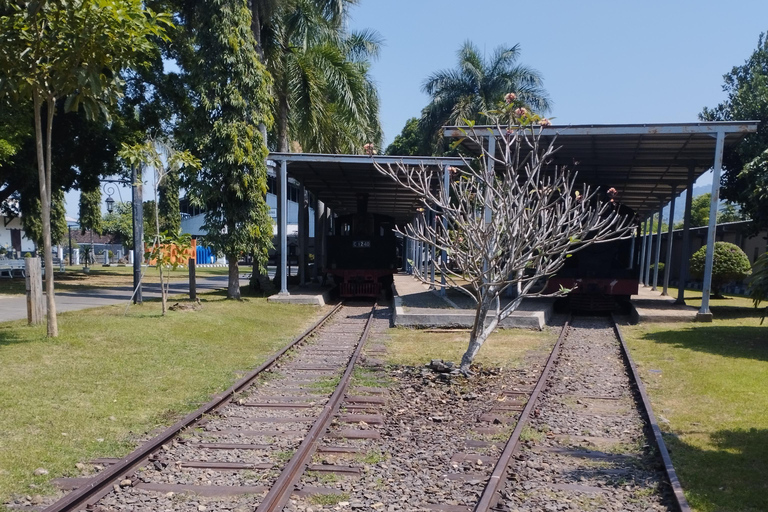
326 195 400 298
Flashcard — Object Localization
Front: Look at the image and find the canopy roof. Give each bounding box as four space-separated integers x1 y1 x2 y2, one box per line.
443 121 759 218
271 121 758 223
269 154 464 223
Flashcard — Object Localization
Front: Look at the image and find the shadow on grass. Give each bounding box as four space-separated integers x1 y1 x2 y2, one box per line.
639 326 768 362
667 428 768 511
0 322 38 346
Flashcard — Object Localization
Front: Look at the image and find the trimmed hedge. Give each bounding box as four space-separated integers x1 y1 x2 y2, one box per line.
690 242 752 297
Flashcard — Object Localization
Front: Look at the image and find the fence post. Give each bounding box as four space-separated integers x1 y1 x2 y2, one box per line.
189 258 197 301
25 257 44 325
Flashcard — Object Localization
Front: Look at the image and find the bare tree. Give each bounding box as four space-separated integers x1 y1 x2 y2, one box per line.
374 113 635 375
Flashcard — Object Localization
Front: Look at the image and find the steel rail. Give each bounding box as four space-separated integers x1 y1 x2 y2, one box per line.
256 303 378 512
472 316 571 512
43 302 345 512
611 314 692 512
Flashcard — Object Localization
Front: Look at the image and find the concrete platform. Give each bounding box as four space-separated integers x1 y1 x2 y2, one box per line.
630 286 698 323
392 273 552 330
267 283 333 306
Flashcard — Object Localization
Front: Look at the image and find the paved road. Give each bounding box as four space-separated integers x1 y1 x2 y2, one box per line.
0 275 249 323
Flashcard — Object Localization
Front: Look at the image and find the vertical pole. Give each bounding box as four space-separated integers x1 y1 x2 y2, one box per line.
131 165 143 304
68 225 72 266
652 203 663 291
314 199 325 282
279 159 289 295
189 257 197 301
639 219 648 282
25 257 44 325
699 131 726 320
676 168 695 304
629 226 636 270
298 184 306 286
662 186 677 296
441 165 449 296
644 217 652 286
429 212 436 289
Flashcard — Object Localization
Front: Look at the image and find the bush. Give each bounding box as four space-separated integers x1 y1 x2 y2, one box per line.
690 242 752 298
749 251 768 324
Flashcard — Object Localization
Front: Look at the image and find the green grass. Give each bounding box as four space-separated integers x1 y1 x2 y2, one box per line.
308 492 350 506
0 296 323 508
384 327 555 368
623 289 768 511
0 264 234 295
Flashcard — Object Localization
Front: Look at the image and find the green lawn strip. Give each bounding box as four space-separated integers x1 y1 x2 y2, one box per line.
622 294 768 512
384 326 556 368
0 297 322 506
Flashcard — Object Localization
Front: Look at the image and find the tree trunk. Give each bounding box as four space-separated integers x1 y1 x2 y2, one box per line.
33 91 57 337
460 298 493 374
277 81 289 152
227 255 241 299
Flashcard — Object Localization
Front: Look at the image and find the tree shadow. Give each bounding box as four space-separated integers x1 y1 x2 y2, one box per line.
664 428 768 511
0 323 39 347
639 326 768 362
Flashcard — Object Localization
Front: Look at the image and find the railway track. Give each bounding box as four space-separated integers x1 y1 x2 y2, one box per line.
41 301 384 512
33 309 689 512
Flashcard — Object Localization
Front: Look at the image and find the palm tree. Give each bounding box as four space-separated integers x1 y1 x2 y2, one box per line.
420 41 550 150
257 0 382 153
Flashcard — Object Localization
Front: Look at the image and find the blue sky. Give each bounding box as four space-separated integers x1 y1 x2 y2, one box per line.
347 0 768 147
66 1 768 219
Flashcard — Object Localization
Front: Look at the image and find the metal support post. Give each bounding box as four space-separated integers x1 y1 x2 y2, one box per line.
662 186 677 295
629 226 636 270
698 131 726 320
298 184 307 286
314 199 325 282
639 219 648 282
644 217 652 286
279 159 289 295
441 164 449 296
652 203 663 291
676 168 695 304
429 212 436 289
131 165 143 304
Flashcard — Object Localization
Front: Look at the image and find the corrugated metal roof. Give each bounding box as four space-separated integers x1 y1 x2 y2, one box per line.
443 121 759 218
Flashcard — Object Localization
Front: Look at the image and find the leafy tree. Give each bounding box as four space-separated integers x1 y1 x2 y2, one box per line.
420 41 550 152
689 193 713 227
102 201 161 248
0 0 169 337
690 242 752 299
717 202 744 223
375 107 633 375
749 251 768 323
385 117 432 156
158 169 181 234
20 188 67 247
79 186 102 236
259 0 382 153
700 32 768 233
177 0 273 299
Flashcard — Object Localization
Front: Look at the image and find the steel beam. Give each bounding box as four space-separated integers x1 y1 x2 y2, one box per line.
676 168 696 304
639 220 648 283
441 165 449 296
698 131 726 320
279 159 288 295
662 186 677 296
652 203 663 291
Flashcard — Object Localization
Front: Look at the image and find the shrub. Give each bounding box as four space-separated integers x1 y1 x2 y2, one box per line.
749 251 768 324
690 242 752 298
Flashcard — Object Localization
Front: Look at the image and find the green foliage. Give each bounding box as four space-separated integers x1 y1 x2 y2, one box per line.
690 193 713 227
177 0 273 298
749 251 768 323
261 0 382 153
158 169 181 234
21 188 67 247
700 32 768 233
79 186 102 235
385 117 432 156
690 242 752 296
419 41 550 152
102 201 156 248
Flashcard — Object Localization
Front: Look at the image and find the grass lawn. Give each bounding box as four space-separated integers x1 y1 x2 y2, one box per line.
0 264 234 296
623 288 767 512
384 325 557 368
0 293 323 508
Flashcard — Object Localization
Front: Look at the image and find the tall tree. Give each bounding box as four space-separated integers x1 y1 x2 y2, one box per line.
79 186 102 236
385 117 432 156
177 0 273 299
0 0 169 336
700 32 768 233
375 108 632 375
158 169 180 234
259 0 382 153
420 41 550 152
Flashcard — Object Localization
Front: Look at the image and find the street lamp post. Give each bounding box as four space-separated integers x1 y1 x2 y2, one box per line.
103 172 143 304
